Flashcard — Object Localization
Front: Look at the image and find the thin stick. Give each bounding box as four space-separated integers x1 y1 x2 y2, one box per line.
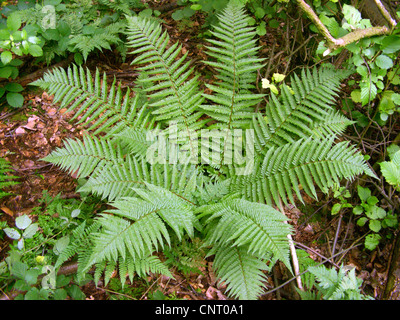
373 0 397 28
278 197 303 291
262 243 362 297
331 212 343 263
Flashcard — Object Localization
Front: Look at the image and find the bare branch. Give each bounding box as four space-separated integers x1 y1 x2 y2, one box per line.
373 0 397 28
295 0 392 56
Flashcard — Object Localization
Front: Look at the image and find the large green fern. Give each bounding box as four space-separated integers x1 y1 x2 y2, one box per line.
31 0 375 300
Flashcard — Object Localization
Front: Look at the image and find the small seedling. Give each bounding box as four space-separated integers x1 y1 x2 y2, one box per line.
3 214 39 250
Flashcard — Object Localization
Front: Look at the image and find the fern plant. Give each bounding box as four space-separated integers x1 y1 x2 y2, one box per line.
299 264 373 300
31 1 376 300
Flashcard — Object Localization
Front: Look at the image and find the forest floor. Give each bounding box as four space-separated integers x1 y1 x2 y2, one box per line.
0 3 398 300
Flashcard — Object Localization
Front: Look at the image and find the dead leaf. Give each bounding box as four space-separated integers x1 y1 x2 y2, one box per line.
15 127 26 135
1 206 14 217
23 115 40 130
33 133 48 147
23 159 35 168
205 286 227 300
47 108 57 117
37 121 46 130
50 135 61 146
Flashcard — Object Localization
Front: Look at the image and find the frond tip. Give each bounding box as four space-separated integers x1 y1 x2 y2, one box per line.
212 244 269 300
126 15 205 137
198 197 292 299
30 64 149 137
230 137 376 206
201 1 265 129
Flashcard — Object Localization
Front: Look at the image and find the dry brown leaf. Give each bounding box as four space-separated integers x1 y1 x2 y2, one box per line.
205 286 227 300
1 206 14 217
47 108 57 117
23 115 40 130
15 127 26 135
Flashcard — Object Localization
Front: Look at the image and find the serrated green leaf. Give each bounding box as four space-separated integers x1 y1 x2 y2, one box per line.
357 217 368 227
0 29 10 40
380 161 400 188
5 82 24 92
365 233 381 250
381 35 400 54
369 219 381 232
367 196 378 206
331 203 342 215
71 209 81 218
23 223 39 238
25 268 41 285
392 93 400 106
353 205 364 215
54 235 70 255
0 66 13 78
357 185 371 202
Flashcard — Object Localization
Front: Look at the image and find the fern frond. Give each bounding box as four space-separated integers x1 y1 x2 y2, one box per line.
201 2 265 129
30 64 151 137
129 254 172 279
68 22 125 61
113 127 156 159
93 253 172 288
199 198 292 269
211 244 269 300
230 137 376 206
307 265 372 300
80 157 198 202
253 66 351 152
54 220 101 280
126 16 205 150
85 183 196 270
0 158 19 199
310 110 354 139
42 135 123 179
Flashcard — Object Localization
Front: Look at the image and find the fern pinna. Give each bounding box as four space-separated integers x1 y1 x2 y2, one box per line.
0 157 19 199
31 1 375 299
